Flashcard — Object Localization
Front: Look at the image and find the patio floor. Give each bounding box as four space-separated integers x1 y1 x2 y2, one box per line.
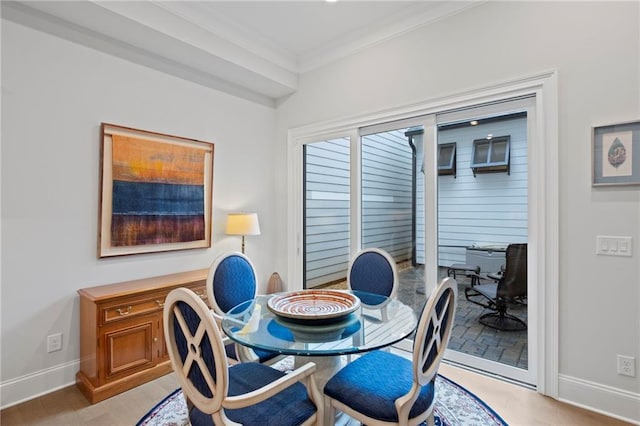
396 265 528 370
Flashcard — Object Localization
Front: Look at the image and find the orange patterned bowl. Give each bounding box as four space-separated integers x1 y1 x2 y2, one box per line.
267 290 361 323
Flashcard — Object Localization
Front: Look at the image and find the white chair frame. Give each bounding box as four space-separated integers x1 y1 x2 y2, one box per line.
325 277 457 426
164 287 324 426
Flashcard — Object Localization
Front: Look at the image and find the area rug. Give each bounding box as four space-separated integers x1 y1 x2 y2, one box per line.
138 357 508 426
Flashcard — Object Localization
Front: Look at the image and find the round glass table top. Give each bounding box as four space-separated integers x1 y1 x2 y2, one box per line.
221 290 417 357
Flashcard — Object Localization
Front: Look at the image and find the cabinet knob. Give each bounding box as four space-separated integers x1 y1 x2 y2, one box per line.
155 300 165 308
116 306 132 316
153 337 158 342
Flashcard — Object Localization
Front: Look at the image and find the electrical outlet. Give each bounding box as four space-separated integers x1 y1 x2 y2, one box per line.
617 354 635 377
47 333 62 353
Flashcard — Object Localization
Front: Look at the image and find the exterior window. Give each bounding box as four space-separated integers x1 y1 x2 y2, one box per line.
437 142 456 177
471 135 510 176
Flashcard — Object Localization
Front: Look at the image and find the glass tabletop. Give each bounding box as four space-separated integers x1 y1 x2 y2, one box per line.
221 290 417 357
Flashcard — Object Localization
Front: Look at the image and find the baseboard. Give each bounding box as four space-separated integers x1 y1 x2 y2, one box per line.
3 356 638 426
558 374 639 425
0 360 79 410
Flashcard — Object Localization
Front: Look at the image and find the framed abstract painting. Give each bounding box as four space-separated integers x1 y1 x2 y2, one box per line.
99 123 214 257
592 120 640 186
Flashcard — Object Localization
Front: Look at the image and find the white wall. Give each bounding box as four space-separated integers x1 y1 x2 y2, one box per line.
1 20 277 406
276 1 639 421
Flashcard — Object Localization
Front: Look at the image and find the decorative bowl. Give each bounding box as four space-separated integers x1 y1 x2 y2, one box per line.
267 290 361 323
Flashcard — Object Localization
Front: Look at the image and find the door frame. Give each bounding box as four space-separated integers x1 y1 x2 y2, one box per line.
287 70 558 396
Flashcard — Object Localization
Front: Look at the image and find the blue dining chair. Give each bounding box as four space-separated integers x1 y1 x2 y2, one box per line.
206 252 278 363
324 277 458 426
163 287 323 426
348 248 398 321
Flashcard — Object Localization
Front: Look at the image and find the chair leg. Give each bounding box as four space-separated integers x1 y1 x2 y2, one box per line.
324 399 335 426
479 300 526 331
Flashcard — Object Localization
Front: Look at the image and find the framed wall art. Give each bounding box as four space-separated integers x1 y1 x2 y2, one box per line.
592 120 640 186
99 123 214 257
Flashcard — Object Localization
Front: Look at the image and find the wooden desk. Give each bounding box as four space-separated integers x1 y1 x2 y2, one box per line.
76 269 208 403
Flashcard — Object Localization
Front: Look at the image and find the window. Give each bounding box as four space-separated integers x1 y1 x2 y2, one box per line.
470 135 510 177
437 142 456 176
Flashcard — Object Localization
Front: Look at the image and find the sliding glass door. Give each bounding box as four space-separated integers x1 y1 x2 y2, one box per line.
436 97 536 386
293 93 542 388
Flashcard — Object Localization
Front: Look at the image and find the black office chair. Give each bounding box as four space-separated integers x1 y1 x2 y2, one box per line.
465 243 527 331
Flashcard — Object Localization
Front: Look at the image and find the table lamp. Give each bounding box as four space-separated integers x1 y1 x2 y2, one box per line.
226 212 260 254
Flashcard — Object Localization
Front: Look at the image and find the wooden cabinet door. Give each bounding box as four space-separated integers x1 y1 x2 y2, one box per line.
103 319 155 379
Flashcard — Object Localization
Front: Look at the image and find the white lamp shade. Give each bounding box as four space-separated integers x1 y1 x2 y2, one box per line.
226 213 261 236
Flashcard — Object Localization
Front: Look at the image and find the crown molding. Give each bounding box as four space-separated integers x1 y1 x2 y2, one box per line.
2 1 481 105
298 1 481 73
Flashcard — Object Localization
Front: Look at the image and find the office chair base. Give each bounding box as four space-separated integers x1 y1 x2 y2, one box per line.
479 312 527 331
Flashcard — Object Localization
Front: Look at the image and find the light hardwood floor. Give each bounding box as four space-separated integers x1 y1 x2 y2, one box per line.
0 360 631 426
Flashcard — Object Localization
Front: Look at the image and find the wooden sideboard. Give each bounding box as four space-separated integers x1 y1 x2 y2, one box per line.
76 269 209 403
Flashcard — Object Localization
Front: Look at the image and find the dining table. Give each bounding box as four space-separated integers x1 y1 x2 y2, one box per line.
221 289 418 394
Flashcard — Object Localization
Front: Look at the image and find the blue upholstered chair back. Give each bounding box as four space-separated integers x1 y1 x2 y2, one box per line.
413 277 457 386
207 252 258 315
347 248 398 301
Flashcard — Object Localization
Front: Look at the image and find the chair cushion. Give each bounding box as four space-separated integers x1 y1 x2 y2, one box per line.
189 362 317 426
224 342 279 363
266 317 362 343
324 350 435 422
473 283 498 300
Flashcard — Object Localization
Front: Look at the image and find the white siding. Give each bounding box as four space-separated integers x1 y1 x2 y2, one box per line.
361 130 413 261
436 116 528 267
304 138 350 287
304 130 414 288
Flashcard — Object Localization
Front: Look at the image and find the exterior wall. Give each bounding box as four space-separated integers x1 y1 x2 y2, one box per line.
304 138 350 287
438 116 528 267
361 130 413 261
304 130 413 288
302 114 528 275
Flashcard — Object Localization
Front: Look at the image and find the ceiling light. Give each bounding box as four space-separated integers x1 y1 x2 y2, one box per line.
486 134 493 140
470 120 478 126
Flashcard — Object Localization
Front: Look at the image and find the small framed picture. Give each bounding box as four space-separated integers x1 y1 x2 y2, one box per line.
592 120 640 186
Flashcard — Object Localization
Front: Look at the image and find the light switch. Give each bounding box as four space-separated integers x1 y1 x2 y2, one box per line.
596 236 633 257
620 239 629 253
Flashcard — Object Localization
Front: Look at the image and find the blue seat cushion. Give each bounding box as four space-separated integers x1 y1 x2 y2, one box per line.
189 362 317 426
324 350 435 422
224 342 279 363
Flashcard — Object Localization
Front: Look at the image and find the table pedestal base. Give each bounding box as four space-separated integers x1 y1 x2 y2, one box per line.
294 355 351 426
294 354 345 391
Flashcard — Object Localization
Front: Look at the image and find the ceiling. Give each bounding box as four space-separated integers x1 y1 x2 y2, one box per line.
2 1 479 105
